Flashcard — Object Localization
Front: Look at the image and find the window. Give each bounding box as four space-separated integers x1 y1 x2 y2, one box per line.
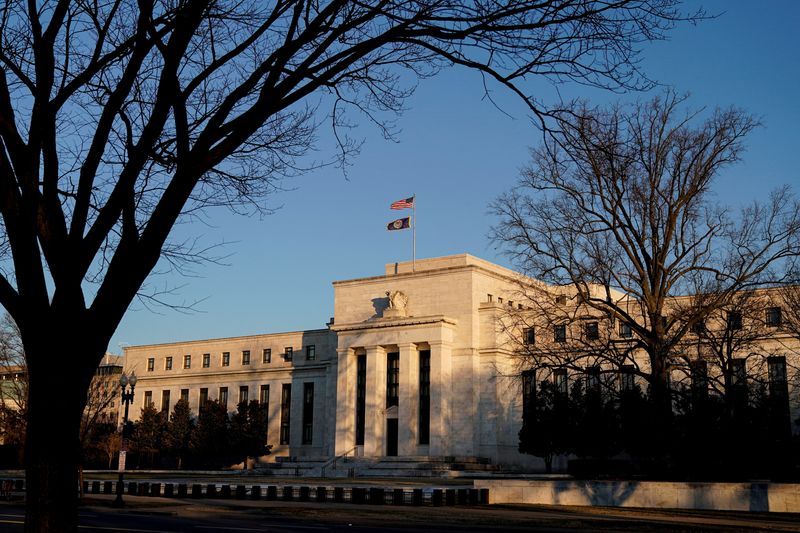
305 345 316 361
280 384 292 445
553 368 568 395
161 390 171 412
691 320 706 335
508 300 514 307
263 348 272 363
727 311 743 330
419 350 430 445
487 294 493 302
555 295 567 305
523 328 535 345
165 357 173 371
302 382 314 445
199 388 208 407
691 360 708 402
283 347 293 361
144 391 153 408
620 365 635 391
355 354 366 446
222 352 230 367
239 386 249 405
619 322 633 338
554 324 567 343
242 350 250 365
730 359 747 387
521 369 535 423
386 352 399 407
766 307 782 327
202 353 210 368
260 384 269 405
585 322 599 341
183 354 191 369
586 366 600 392
219 387 228 409
180 389 189 404
147 358 155 372
768 356 787 389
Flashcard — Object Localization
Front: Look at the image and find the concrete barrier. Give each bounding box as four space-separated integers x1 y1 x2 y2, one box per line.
235 485 246 499
316 486 327 502
393 488 404 505
473 480 800 513
266 485 277 500
220 484 231 499
103 481 113 494
164 484 174 497
250 485 262 500
191 483 203 498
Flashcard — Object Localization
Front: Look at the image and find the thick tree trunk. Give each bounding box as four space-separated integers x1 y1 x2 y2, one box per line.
22 330 101 533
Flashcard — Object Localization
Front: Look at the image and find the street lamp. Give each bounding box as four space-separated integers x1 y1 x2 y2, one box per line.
112 371 136 507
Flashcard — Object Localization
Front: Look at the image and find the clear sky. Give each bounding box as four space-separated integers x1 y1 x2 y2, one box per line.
109 1 800 351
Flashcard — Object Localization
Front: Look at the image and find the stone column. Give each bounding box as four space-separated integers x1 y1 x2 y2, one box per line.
397 342 419 455
334 347 354 455
363 345 386 456
428 340 452 456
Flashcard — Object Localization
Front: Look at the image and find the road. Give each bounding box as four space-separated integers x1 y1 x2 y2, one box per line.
3 496 800 533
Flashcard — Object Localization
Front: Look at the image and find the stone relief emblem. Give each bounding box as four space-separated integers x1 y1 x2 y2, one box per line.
383 290 409 318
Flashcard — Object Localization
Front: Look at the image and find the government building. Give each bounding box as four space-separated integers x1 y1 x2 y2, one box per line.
123 254 799 470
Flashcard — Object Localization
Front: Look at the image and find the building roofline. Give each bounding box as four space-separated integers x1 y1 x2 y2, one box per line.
124 327 332 352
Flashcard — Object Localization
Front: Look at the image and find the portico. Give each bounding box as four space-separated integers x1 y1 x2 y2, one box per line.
332 316 457 458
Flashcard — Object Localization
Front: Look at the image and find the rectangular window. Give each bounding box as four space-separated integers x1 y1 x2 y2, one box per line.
691 320 706 335
766 307 782 327
306 345 316 361
523 328 535 345
419 350 431 445
555 295 567 305
586 366 600 392
161 390 171 412
554 324 567 343
691 360 708 402
302 382 314 445
553 368 568 394
260 384 269 405
521 368 535 424
219 387 228 409
730 359 747 387
239 385 249 405
586 322 599 341
620 365 635 391
199 388 208 407
180 389 189 404
165 357 173 371
619 322 632 338
386 352 399 408
727 311 743 330
222 352 230 367
183 354 191 369
147 358 155 372
355 354 367 446
284 347 293 361
242 350 250 365
202 353 210 368
144 390 153 408
263 348 272 363
280 384 292 445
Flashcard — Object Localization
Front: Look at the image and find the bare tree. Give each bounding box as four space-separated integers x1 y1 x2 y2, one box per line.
492 93 800 440
0 1 702 529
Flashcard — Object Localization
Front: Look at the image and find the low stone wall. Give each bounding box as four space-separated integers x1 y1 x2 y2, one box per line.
473 479 800 513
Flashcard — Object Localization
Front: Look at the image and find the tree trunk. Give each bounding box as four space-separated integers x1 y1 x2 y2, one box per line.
24 369 86 533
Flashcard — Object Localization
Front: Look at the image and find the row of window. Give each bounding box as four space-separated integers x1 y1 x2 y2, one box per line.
522 356 789 403
523 306 786 345
146 345 317 372
142 382 317 445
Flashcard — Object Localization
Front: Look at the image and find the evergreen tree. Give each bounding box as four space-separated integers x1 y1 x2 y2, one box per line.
166 399 194 469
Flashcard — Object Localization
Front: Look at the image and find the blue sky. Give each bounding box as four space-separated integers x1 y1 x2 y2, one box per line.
110 1 800 350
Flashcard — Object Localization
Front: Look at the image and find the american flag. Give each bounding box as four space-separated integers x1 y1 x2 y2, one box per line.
390 196 414 210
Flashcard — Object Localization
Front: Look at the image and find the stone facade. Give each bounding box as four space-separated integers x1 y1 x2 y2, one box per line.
123 254 800 468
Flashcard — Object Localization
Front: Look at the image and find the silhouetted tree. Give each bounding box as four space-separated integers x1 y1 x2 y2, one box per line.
132 404 166 468
191 400 229 468
229 400 271 470
166 399 194 470
0 1 705 529
494 93 800 458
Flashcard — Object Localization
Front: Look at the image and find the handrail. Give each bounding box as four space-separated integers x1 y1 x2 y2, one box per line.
320 446 359 477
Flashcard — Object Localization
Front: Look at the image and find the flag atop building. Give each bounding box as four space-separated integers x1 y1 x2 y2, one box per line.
387 217 411 231
390 196 415 210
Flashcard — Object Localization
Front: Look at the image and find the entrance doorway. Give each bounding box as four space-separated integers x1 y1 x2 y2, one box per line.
386 419 398 456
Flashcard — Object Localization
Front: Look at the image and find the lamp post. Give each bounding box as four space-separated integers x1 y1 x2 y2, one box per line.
112 371 136 508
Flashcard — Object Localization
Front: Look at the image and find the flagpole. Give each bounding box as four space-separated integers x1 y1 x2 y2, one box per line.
412 194 416 272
